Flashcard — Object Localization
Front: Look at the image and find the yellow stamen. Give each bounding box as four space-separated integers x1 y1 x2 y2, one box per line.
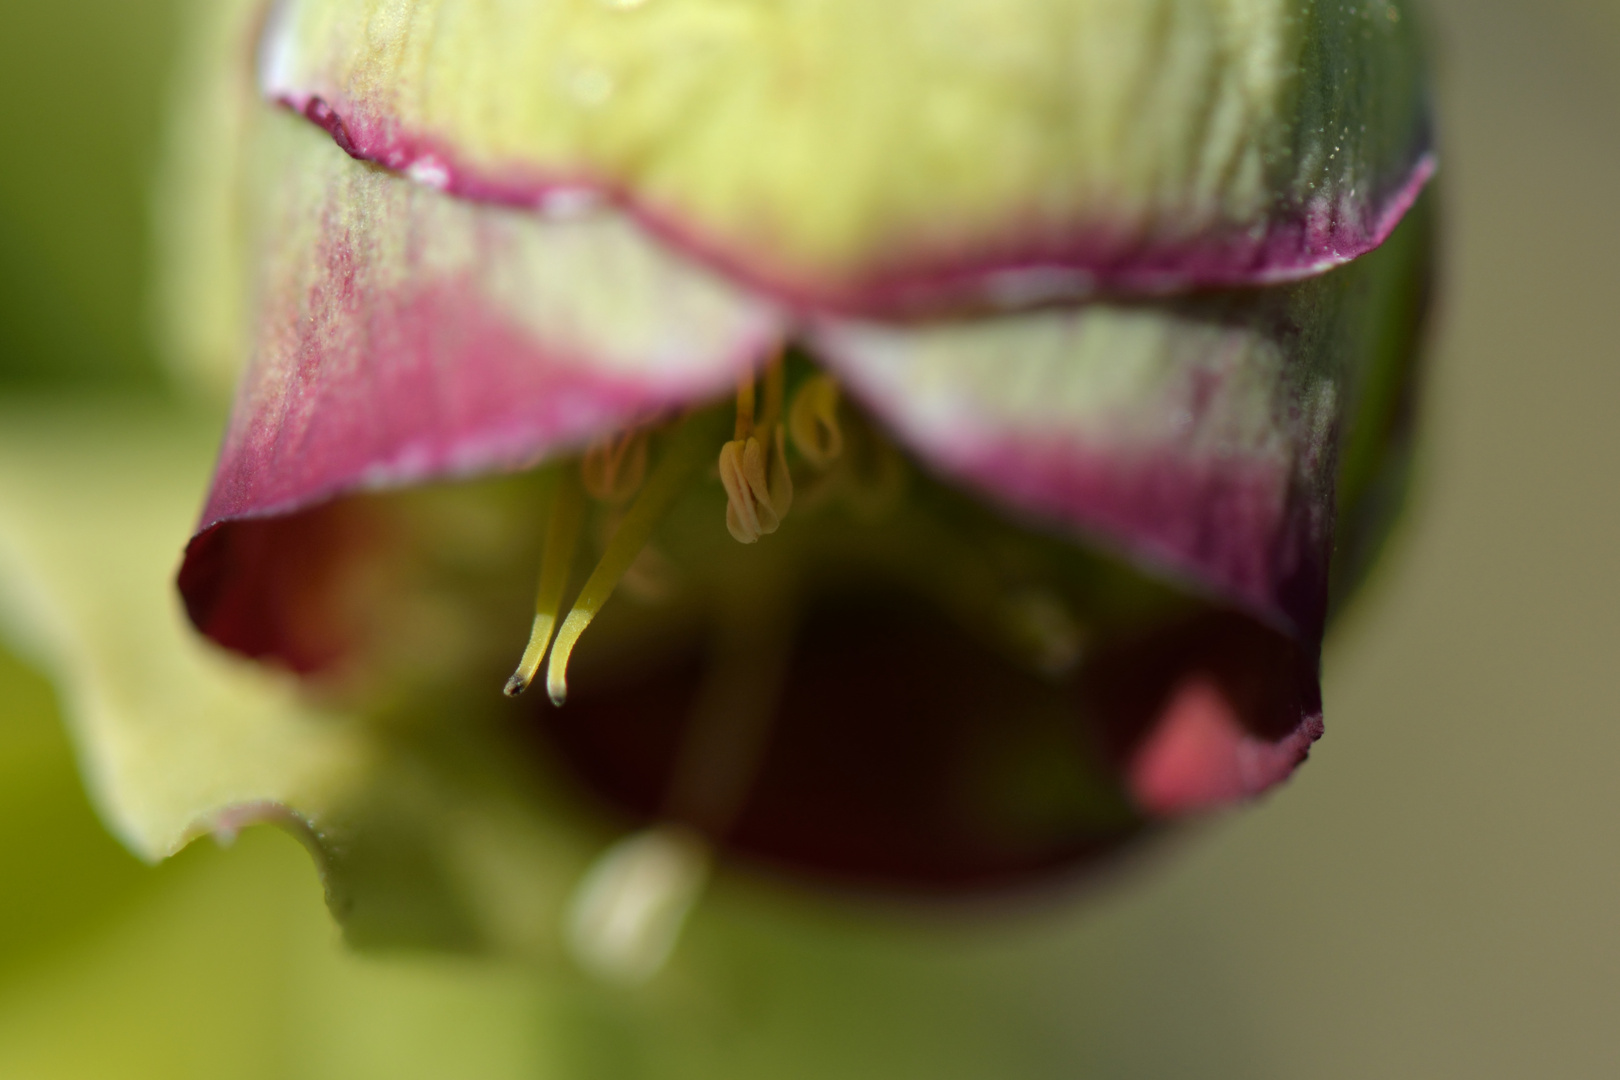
788 374 844 470
719 424 793 544
718 438 765 542
719 353 794 544
547 413 719 706
503 469 586 697
580 427 650 504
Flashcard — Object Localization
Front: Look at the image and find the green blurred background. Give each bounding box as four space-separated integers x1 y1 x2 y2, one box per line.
0 0 1616 1076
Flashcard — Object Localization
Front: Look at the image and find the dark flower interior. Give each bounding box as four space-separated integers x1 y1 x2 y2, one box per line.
182 362 1325 896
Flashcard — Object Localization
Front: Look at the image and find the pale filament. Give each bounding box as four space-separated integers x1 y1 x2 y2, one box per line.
732 369 756 440
580 427 650 504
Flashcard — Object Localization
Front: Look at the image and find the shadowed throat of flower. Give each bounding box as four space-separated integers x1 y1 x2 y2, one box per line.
167 0 1435 985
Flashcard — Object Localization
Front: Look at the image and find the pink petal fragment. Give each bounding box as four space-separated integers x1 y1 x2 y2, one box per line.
814 203 1430 644
1129 676 1323 816
813 303 1338 640
199 112 783 533
955 435 1322 633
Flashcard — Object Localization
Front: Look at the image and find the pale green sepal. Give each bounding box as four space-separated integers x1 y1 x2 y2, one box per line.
0 399 367 859
0 399 602 958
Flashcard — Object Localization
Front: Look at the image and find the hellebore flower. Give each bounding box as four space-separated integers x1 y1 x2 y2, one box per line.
36 0 1432 989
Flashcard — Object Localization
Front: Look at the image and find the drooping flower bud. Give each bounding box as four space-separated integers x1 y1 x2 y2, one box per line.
151 0 1432 968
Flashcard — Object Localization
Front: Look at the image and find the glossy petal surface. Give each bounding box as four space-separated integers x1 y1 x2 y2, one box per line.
262 0 1432 314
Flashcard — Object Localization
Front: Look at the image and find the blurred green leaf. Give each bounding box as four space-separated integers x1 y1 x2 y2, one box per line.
0 0 181 387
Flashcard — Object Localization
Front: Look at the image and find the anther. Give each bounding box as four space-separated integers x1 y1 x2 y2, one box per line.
720 354 793 545
719 425 793 544
503 469 586 697
788 374 843 469
580 428 649 504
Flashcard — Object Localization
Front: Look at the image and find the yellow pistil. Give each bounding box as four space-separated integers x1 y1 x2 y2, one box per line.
503 468 586 697
546 413 718 706
788 374 844 469
719 354 793 544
